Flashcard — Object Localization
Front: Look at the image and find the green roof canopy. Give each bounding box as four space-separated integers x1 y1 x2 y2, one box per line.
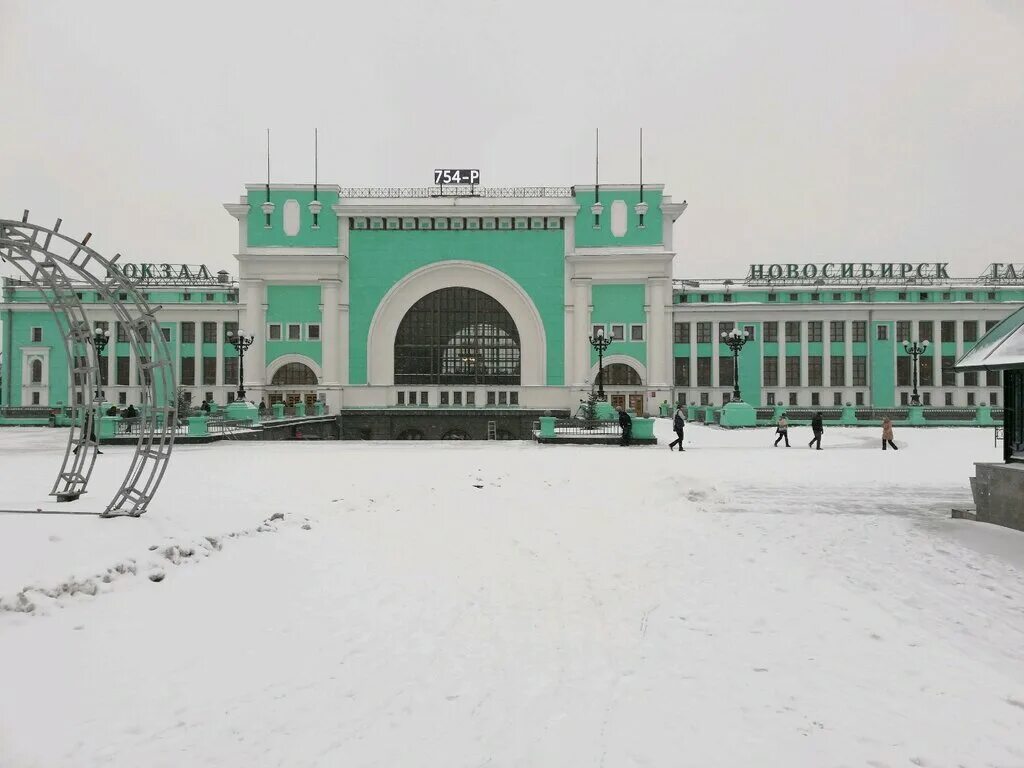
954 305 1024 371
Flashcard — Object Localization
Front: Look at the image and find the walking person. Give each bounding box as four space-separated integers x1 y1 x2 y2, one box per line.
73 412 103 456
773 414 790 447
669 404 686 451
618 407 632 447
809 411 824 450
882 416 898 451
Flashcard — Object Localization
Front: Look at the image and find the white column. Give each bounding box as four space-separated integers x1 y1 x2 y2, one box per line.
215 320 225 392
845 320 854 395
320 279 341 386
572 278 590 386
646 278 669 387
800 320 809 388
240 279 266 395
823 320 832 389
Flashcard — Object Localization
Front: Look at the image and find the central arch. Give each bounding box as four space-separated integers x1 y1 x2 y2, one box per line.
367 261 547 386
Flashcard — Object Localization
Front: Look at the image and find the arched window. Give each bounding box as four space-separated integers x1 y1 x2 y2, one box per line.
30 359 43 384
394 287 521 385
596 363 642 386
442 428 471 440
271 362 318 386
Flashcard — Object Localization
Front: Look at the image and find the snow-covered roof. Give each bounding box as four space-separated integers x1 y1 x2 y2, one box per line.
954 306 1024 371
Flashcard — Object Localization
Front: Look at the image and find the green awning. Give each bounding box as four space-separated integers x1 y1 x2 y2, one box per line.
954 305 1024 371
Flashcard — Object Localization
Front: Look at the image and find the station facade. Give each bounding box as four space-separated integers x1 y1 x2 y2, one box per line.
3 181 1023 426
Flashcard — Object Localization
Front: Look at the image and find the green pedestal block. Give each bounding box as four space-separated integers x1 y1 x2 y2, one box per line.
207 402 219 415
658 401 671 418
226 401 260 424
632 417 655 439
539 416 557 437
687 405 698 422
977 405 994 426
187 415 209 437
98 415 121 439
594 401 619 421
719 401 757 428
272 402 285 419
840 405 857 425
908 406 926 426
704 406 716 423
294 402 306 418
314 401 325 416
773 404 786 421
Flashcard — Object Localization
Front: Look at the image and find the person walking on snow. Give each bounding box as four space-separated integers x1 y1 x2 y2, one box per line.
669 404 686 451
882 417 898 450
774 414 790 447
618 407 632 446
809 412 824 450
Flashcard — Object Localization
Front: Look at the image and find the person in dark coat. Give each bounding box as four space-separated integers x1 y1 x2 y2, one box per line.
668 405 686 451
809 412 824 450
123 404 137 419
618 408 632 446
200 399 210 413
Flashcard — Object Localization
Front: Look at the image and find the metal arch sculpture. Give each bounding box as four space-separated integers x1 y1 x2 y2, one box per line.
0 212 176 516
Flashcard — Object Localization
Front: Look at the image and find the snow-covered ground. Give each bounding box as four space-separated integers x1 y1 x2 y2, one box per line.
2 423 1023 767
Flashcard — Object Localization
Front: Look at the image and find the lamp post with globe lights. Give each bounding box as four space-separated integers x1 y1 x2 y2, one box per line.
588 327 612 401
92 326 111 400
720 327 750 402
902 339 929 406
226 328 255 401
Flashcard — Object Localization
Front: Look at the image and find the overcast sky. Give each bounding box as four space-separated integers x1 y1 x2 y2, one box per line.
2 0 1022 280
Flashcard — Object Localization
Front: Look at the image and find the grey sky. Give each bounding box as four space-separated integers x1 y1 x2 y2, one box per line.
2 0 1022 280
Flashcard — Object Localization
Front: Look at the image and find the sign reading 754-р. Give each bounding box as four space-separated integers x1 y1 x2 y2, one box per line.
434 169 480 185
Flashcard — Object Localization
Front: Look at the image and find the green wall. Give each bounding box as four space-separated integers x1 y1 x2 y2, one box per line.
871 321 895 406
6 310 69 406
349 229 565 385
266 285 323 366
590 283 647 370
247 188 340 248
573 188 663 248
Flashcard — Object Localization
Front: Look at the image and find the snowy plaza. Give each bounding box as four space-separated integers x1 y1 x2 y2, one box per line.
2 422 1024 767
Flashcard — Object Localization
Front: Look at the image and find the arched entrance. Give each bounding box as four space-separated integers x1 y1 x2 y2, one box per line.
593 359 647 415
268 360 320 407
394 287 521 385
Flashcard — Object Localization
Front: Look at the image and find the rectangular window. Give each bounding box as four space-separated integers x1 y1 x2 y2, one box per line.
945 392 953 406
964 371 978 386
852 321 866 343
785 356 801 387
609 324 625 341
180 357 195 385
466 391 475 406
923 392 932 406
409 391 417 405
789 293 799 302
789 392 798 406
942 292 951 300
205 293 215 302
808 356 823 386
202 322 217 343
990 391 999 406
30 327 42 343
967 392 976 406
224 357 238 385
674 357 690 387
855 391 864 405
830 321 845 342
453 391 462 406
509 391 519 406
719 321 735 336
987 370 1001 387
116 356 130 386
763 322 778 342
763 357 778 387
118 391 127 405
268 324 282 341
966 291 975 300
307 324 321 341
139 325 151 343
766 392 776 405
498 391 508 405
986 320 998 332
920 293 929 301
988 292 997 301
700 392 709 405
896 321 912 342
723 392 732 405
963 321 978 342
920 355 934 383
223 321 238 342
852 356 867 386
700 294 709 303
591 324 605 339
181 322 195 343
897 356 911 387
854 292 864 301
161 327 171 342
811 392 820 406
419 391 428 406
696 322 712 343
183 292 192 301
440 391 449 406
898 292 907 301
941 321 956 343
808 322 822 342
768 293 777 302
830 356 845 386
487 391 495 405
630 324 644 342
785 322 800 343
919 321 933 343
811 294 820 302
832 292 843 301
877 325 889 341
723 294 733 303
31 391 40 405
287 324 302 341
202 357 216 386
673 322 690 343
901 391 909 406
834 392 843 406
719 356 735 389
697 357 712 387
941 356 955 386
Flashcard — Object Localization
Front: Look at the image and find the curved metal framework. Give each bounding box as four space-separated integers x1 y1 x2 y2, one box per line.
0 213 175 516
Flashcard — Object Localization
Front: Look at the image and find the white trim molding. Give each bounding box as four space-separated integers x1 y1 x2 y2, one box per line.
265 354 324 385
590 354 647 386
366 260 548 386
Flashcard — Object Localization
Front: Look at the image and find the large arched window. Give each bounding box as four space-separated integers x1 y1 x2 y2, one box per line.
30 359 43 384
394 287 521 385
596 363 642 386
271 362 318 386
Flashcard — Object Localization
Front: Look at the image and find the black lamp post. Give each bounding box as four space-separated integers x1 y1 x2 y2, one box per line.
902 339 930 406
227 328 255 401
720 327 750 403
93 325 110 400
589 327 612 401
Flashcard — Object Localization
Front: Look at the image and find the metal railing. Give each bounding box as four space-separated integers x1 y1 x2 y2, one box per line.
532 419 622 436
338 186 574 199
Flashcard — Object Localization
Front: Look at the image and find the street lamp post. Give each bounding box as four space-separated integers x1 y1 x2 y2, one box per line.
226 328 255 401
720 327 750 403
902 339 930 406
92 326 111 400
588 327 612 401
